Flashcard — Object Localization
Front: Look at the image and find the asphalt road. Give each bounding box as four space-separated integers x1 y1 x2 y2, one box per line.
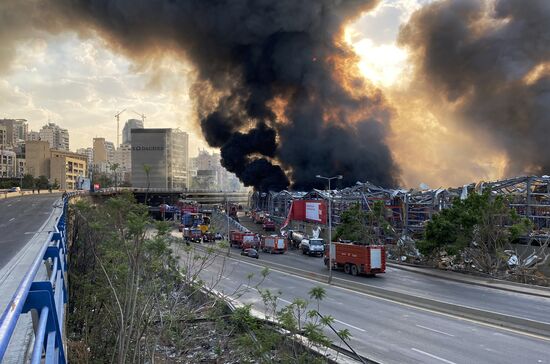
181 246 550 364
232 215 550 325
0 194 60 269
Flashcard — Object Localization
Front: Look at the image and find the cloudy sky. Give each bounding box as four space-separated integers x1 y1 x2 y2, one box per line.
0 1 425 153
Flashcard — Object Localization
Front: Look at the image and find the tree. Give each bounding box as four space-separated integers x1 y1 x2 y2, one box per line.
334 201 393 244
419 192 532 275
35 175 49 189
110 163 120 192
22 174 34 189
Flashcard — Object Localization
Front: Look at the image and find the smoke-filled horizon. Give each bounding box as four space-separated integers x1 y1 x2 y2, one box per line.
2 0 549 191
35 0 401 191
399 0 550 178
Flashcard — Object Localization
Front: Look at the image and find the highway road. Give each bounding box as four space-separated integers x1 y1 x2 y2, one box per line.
178 244 550 364
0 194 60 269
232 215 550 325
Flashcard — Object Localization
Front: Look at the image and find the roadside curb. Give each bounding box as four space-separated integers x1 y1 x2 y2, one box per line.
210 247 550 340
386 262 550 299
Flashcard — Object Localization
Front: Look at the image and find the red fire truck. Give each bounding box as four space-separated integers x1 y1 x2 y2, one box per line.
324 242 386 276
260 236 287 254
229 231 257 249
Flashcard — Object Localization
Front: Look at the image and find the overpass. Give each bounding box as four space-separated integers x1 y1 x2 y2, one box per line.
0 192 74 363
96 187 251 205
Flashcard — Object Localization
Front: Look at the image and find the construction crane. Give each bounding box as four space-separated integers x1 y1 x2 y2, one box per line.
131 110 146 124
114 108 127 147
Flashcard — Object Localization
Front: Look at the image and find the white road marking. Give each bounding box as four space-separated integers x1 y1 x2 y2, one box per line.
7 204 12 207
277 297 293 305
411 348 457 364
9 217 15 222
334 319 366 332
415 324 455 337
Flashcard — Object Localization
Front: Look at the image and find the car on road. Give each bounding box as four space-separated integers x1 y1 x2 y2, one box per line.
240 248 259 259
8 187 21 192
214 232 223 240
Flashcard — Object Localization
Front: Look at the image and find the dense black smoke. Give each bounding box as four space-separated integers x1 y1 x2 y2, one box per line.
400 0 550 176
39 0 399 191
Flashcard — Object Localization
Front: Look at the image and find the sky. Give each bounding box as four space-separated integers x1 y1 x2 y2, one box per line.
0 1 425 155
1 0 544 189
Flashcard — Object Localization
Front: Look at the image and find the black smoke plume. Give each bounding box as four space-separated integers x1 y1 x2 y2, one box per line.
17 0 401 191
400 0 550 176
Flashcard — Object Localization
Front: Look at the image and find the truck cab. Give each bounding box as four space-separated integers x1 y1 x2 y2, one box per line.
300 238 325 256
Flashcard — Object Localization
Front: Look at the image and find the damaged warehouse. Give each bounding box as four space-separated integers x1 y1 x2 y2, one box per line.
251 175 550 283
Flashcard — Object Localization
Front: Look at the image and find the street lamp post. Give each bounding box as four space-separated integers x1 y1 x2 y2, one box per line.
226 193 230 256
316 174 343 284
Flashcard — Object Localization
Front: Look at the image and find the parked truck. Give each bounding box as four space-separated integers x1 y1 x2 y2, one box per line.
324 243 386 276
230 230 257 249
260 236 287 254
300 238 325 256
183 228 203 243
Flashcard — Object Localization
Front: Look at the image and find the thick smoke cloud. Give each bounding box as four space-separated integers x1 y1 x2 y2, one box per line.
399 0 550 176
39 0 399 191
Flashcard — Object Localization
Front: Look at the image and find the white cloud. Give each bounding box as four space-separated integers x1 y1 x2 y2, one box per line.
2 32 205 156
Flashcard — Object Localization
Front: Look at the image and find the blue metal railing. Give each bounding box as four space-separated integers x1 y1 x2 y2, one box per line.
0 194 74 363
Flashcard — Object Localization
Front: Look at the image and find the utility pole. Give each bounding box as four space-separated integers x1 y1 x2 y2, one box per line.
316 174 343 284
226 193 231 256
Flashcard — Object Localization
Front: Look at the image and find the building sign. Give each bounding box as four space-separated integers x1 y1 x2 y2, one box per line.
305 202 323 222
131 146 165 151
288 200 327 224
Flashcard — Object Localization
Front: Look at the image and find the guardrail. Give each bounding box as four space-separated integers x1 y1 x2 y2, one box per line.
0 192 77 363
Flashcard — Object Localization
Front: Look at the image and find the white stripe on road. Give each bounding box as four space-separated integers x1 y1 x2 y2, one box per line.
277 297 293 305
415 324 455 337
9 217 15 222
411 348 457 364
334 319 366 332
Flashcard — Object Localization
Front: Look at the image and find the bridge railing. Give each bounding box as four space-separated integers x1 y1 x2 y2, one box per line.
0 192 78 363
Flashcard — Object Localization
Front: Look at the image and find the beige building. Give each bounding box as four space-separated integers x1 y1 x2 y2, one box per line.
26 140 87 189
26 141 51 178
93 137 108 163
50 150 87 189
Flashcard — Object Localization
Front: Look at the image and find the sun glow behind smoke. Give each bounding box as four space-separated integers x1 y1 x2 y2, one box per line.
345 27 410 88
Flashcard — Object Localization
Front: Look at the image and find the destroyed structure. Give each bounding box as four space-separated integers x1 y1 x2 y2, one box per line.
251 176 550 242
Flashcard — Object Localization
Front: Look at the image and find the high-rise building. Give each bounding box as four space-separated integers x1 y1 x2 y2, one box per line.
131 128 188 189
122 119 144 145
0 119 28 147
189 149 244 191
105 140 115 163
114 144 132 183
39 122 69 151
